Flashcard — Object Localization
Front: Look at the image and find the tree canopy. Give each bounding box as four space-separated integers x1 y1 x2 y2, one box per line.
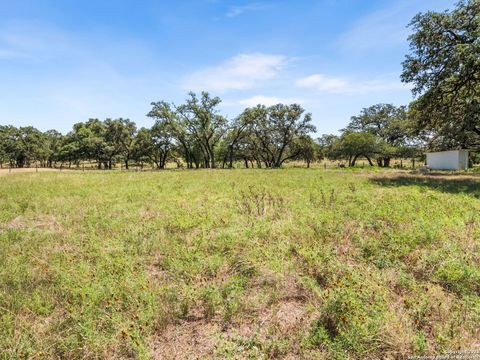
401 0 480 149
0 92 318 169
344 104 414 166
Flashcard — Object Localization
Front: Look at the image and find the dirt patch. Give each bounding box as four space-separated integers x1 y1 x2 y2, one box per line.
151 319 220 360
1 215 63 232
3 216 28 230
273 300 307 333
149 273 315 359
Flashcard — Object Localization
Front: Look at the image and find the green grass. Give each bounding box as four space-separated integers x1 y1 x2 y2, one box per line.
0 169 479 359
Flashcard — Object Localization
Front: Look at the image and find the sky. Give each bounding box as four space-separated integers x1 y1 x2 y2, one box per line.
0 0 457 135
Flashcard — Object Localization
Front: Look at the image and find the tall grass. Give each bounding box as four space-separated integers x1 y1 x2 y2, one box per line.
0 169 478 359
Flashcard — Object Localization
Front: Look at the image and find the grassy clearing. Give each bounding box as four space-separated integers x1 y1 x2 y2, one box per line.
0 169 479 359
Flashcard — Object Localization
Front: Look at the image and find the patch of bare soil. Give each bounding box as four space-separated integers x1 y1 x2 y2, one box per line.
0 215 63 232
149 273 316 359
151 318 221 360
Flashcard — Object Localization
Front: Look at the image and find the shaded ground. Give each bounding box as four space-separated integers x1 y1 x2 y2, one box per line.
370 172 480 198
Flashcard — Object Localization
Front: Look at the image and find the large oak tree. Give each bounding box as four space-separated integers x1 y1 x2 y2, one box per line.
401 0 480 149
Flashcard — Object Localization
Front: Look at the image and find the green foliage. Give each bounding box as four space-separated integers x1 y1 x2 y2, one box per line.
336 132 382 166
347 104 410 146
0 125 51 168
402 0 480 149
2 93 319 170
239 103 316 167
317 103 420 168
148 92 227 169
342 104 418 166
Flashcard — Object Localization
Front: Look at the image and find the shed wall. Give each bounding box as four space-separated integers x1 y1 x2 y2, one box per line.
426 150 468 170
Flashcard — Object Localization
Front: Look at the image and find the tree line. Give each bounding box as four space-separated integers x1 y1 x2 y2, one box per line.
0 99 423 170
0 96 318 169
1 0 478 169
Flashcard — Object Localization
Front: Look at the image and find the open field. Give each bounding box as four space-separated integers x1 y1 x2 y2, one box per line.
0 169 479 359
0 168 61 176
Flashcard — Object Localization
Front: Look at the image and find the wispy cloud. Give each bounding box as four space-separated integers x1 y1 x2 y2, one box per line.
296 74 349 93
238 95 304 107
336 0 454 55
0 21 76 62
226 2 270 18
183 53 287 92
295 73 407 94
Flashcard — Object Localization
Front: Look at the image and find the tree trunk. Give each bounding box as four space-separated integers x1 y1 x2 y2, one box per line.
228 145 234 168
365 156 374 166
17 156 25 168
351 154 359 167
210 147 216 169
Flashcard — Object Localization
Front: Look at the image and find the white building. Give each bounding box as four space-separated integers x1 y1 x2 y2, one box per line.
426 150 469 170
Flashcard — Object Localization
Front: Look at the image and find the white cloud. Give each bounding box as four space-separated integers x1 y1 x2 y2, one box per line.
238 95 303 107
295 74 349 93
183 53 287 92
295 73 407 94
226 3 269 18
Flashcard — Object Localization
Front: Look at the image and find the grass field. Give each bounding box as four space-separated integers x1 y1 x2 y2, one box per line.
0 169 479 359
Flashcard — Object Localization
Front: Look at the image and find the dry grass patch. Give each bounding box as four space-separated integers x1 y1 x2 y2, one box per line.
1 169 479 359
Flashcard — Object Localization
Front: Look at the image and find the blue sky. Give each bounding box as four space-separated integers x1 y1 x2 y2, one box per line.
0 0 457 135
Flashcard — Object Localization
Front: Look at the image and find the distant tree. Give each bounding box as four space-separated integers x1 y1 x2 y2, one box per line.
66 120 107 168
0 126 11 168
45 130 63 167
175 92 227 168
293 136 319 168
133 124 172 169
346 104 410 166
335 132 384 167
401 0 480 149
2 92 325 170
317 134 341 161
148 92 227 168
234 132 261 168
0 146 6 168
223 109 256 168
131 128 151 166
0 126 10 167
57 133 80 166
249 104 316 168
147 100 201 168
0 126 49 168
104 118 137 169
